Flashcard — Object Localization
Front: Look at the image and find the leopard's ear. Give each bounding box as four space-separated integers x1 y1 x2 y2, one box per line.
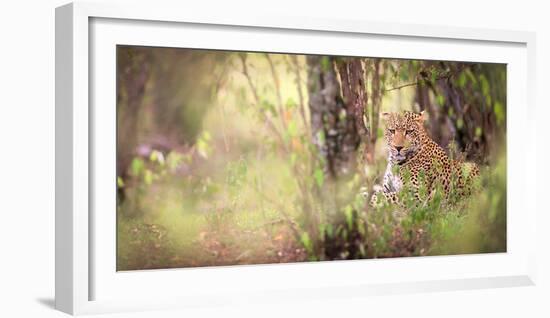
381 112 391 120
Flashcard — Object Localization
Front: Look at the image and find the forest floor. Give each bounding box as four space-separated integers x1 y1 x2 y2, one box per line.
117 211 307 270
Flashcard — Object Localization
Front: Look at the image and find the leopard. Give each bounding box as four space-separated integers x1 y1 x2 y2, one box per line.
370 110 479 206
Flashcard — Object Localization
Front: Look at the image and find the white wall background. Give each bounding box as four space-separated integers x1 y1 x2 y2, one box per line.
0 0 547 317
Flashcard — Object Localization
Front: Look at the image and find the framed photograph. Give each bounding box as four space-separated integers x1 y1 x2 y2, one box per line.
56 2 537 315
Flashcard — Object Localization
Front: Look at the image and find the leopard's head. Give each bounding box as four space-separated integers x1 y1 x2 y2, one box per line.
382 111 426 164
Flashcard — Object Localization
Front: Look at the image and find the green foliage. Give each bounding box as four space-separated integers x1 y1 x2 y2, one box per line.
457 72 467 88
299 152 506 262
436 94 445 106
285 97 297 109
316 130 326 144
456 118 464 129
117 176 125 188
494 101 505 125
166 152 185 170
475 127 483 138
196 131 212 159
320 57 332 72
260 99 277 117
130 157 145 177
313 168 324 188
300 232 315 260
226 158 248 189
117 50 506 270
287 120 298 137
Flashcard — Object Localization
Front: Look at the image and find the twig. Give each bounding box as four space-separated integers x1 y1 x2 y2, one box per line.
384 80 427 92
214 60 231 153
265 54 287 131
239 54 261 105
251 186 302 242
238 54 288 151
253 218 287 229
289 55 310 136
240 54 316 242
384 64 468 93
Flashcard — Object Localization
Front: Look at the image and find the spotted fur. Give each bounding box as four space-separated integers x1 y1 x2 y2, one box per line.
370 111 479 206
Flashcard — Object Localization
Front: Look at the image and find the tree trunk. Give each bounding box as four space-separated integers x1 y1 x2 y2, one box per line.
413 62 504 162
307 56 367 179
116 47 152 201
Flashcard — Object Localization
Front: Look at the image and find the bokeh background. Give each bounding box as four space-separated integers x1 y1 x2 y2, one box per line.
116 46 506 270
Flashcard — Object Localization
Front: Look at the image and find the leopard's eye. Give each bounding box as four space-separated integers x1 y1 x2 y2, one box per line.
406 129 414 135
389 129 395 134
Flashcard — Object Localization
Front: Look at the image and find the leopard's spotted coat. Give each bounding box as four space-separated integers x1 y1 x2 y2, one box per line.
371 111 479 206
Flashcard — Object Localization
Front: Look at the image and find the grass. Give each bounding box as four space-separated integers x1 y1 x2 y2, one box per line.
118 148 505 269
117 145 309 270
116 53 506 270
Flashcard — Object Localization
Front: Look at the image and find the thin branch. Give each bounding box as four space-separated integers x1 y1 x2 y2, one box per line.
239 54 261 104
289 55 310 137
265 54 287 131
384 80 427 92
239 54 289 153
251 185 302 242
213 60 231 153
384 65 468 92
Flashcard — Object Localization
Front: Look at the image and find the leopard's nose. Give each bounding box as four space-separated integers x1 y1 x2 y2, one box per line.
395 146 403 153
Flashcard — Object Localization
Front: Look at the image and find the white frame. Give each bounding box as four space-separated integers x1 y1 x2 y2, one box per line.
56 1 537 315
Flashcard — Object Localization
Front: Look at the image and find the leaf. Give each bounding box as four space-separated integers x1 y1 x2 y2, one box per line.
143 169 153 185
316 130 326 144
324 223 334 239
338 109 347 121
260 99 277 117
466 69 478 86
130 158 144 176
431 70 438 83
196 132 212 159
197 139 209 159
314 168 324 188
457 118 464 129
287 120 298 137
321 57 331 72
494 101 505 125
436 94 445 106
344 205 353 230
447 108 455 117
479 74 490 98
238 159 248 176
149 150 165 166
167 152 184 170
475 127 483 138
457 72 467 88
300 232 314 254
285 97 297 109
117 176 125 188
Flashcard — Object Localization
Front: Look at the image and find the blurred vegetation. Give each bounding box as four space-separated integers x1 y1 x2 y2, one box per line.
116 46 506 270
